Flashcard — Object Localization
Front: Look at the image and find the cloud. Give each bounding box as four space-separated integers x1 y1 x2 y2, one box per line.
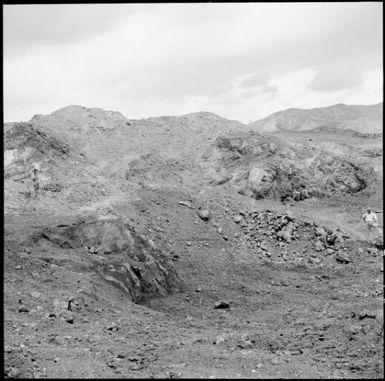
307 63 363 93
240 90 257 99
3 4 132 56
261 85 279 94
3 3 383 123
240 73 270 88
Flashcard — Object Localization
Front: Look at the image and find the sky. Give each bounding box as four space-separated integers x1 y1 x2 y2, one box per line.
3 2 383 123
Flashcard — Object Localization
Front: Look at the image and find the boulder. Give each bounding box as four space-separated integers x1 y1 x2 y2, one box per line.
335 251 352 264
214 300 230 309
198 209 211 221
314 240 324 252
233 215 243 224
57 309 74 324
178 201 192 208
247 167 273 198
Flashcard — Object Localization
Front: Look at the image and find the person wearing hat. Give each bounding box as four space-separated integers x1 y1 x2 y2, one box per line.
362 207 378 244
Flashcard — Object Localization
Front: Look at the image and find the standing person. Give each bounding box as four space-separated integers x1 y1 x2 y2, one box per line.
362 207 378 244
292 189 300 202
32 167 40 199
300 186 309 200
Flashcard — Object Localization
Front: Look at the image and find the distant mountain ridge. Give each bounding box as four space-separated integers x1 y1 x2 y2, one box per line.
248 102 383 133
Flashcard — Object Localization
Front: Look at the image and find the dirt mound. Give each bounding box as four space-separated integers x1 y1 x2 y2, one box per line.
207 131 377 200
30 105 129 133
39 215 184 303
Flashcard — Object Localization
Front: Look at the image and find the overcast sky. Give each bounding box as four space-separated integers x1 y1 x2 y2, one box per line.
3 2 383 123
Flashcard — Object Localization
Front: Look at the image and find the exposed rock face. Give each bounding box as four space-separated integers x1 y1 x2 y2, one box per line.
40 215 184 303
208 132 376 201
247 167 272 199
4 123 69 179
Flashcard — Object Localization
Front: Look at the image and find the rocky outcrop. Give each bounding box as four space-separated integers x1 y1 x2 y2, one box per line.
209 132 377 201
4 123 69 179
40 215 184 303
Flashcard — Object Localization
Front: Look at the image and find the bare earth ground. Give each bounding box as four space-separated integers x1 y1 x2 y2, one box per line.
4 185 384 379
3 112 384 379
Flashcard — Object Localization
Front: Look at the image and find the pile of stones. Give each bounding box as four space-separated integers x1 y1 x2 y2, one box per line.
233 209 351 263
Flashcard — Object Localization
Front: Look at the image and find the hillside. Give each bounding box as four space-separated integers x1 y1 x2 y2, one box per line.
248 102 383 133
4 105 383 379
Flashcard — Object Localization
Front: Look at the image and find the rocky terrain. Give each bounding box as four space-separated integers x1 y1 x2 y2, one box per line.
4 104 383 378
248 102 383 133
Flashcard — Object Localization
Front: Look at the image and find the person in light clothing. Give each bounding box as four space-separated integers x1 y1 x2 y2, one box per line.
362 208 378 244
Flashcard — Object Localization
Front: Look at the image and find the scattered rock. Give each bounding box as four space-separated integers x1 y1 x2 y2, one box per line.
213 335 226 345
358 310 376 320
57 309 74 324
68 296 86 312
106 322 120 332
214 300 230 309
4 345 13 353
30 291 42 299
186 241 192 247
335 251 352 264
238 339 254 349
233 215 243 223
198 209 211 221
178 201 192 208
16 265 22 270
18 304 29 313
367 247 378 256
314 240 324 252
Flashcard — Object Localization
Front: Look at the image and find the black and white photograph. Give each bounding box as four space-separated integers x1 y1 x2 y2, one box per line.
3 2 383 378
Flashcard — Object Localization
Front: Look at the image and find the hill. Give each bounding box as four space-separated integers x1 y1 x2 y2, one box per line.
248 102 383 133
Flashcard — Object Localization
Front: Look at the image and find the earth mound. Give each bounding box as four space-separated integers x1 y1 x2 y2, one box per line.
39 215 184 303
30 105 130 133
